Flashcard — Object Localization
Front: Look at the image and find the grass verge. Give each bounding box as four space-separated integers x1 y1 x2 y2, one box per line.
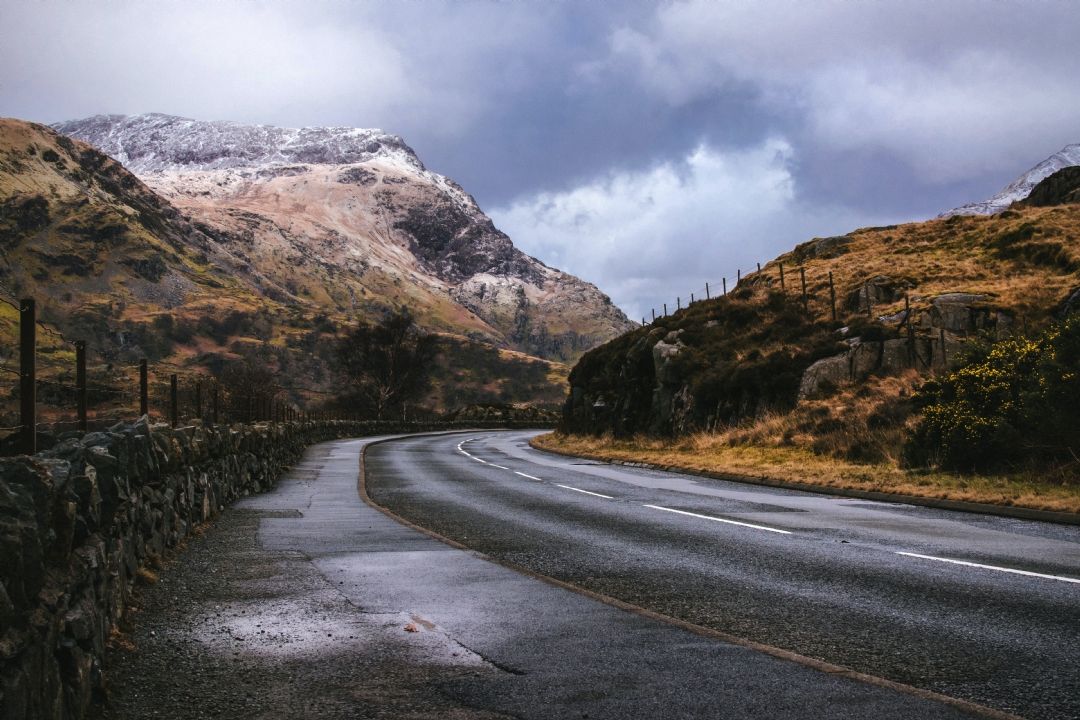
531 431 1080 516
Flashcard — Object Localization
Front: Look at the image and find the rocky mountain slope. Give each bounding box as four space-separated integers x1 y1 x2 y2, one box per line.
53 114 633 362
565 167 1080 442
0 117 570 418
941 143 1080 217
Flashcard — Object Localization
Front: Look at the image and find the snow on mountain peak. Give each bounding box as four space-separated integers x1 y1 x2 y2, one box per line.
941 143 1080 217
54 112 484 214
52 113 425 175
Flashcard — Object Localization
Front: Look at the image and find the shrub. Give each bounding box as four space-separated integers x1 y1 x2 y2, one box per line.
905 315 1080 473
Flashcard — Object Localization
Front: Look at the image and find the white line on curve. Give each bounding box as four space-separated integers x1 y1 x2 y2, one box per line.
644 505 792 535
895 552 1080 585
556 484 614 499
490 464 510 470
515 471 542 481
456 440 489 465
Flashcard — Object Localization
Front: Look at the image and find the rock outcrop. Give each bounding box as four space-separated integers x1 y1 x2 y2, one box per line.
1022 166 1080 208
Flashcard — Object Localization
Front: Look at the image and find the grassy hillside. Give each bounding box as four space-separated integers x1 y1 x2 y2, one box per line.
0 118 566 430
559 172 1080 489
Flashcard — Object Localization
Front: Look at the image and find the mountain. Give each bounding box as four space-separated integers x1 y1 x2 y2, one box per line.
0 117 576 418
941 143 1080 217
52 114 634 362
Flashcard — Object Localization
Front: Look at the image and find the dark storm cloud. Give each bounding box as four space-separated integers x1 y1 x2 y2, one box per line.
2 0 1078 318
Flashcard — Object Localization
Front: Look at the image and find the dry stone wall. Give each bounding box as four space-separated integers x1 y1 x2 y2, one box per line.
0 418 492 720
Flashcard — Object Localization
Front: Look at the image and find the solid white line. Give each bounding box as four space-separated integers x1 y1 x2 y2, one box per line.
644 505 791 535
515 471 542 481
556 484 614 499
896 552 1080 584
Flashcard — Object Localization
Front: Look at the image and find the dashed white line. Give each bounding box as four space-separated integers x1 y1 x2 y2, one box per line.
489 464 509 470
896 552 1080 584
515 471 542 481
644 505 791 535
556 484 614 499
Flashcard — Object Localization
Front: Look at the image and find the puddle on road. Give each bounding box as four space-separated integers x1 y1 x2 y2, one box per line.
182 552 493 673
190 593 490 669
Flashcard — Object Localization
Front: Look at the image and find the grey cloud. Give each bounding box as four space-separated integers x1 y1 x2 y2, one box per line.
1 0 1077 317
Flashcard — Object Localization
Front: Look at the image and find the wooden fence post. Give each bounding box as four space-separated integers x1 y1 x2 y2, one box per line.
139 359 148 418
829 272 837 322
651 309 656 322
722 277 727 295
169 374 178 427
677 297 681 311
705 282 710 300
663 303 667 316
19 298 36 455
75 341 87 432
737 269 741 284
905 296 915 367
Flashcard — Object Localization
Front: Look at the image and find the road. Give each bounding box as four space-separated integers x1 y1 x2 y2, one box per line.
364 430 1080 720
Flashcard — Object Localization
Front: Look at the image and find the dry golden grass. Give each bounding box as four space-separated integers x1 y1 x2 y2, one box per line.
533 428 1080 515
135 567 159 586
763 205 1080 333
548 204 1080 515
107 626 137 653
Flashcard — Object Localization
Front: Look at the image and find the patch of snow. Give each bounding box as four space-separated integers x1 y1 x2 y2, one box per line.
56 112 482 215
941 143 1080 217
53 113 425 175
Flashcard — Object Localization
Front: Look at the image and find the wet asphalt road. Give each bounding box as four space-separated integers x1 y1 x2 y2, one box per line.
365 430 1080 720
238 435 981 719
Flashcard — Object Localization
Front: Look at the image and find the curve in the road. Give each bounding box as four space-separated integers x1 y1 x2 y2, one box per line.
362 430 1080 720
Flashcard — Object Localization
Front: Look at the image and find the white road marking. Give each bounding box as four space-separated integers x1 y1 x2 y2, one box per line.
456 440 489 464
644 505 791 535
896 552 1080 585
556 484 613 499
515 471 542 481
490 464 509 470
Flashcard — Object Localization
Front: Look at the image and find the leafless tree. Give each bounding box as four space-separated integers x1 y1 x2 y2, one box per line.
337 310 437 420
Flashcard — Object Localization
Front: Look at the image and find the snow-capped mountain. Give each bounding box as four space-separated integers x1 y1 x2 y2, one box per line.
941 143 1080 217
53 113 421 173
54 114 634 361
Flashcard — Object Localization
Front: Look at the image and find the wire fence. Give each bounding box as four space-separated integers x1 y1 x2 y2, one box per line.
1 297 364 456
634 259 969 375
638 260 896 326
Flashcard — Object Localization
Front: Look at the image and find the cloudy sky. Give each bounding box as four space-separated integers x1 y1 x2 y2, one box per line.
3 0 1079 320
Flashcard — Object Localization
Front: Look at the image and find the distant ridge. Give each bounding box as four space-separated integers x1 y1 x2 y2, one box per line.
940 143 1080 217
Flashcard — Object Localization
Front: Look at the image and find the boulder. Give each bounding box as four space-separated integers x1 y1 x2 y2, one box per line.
1061 287 1080 317
925 293 990 334
880 338 911 373
846 276 911 313
798 355 849 399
